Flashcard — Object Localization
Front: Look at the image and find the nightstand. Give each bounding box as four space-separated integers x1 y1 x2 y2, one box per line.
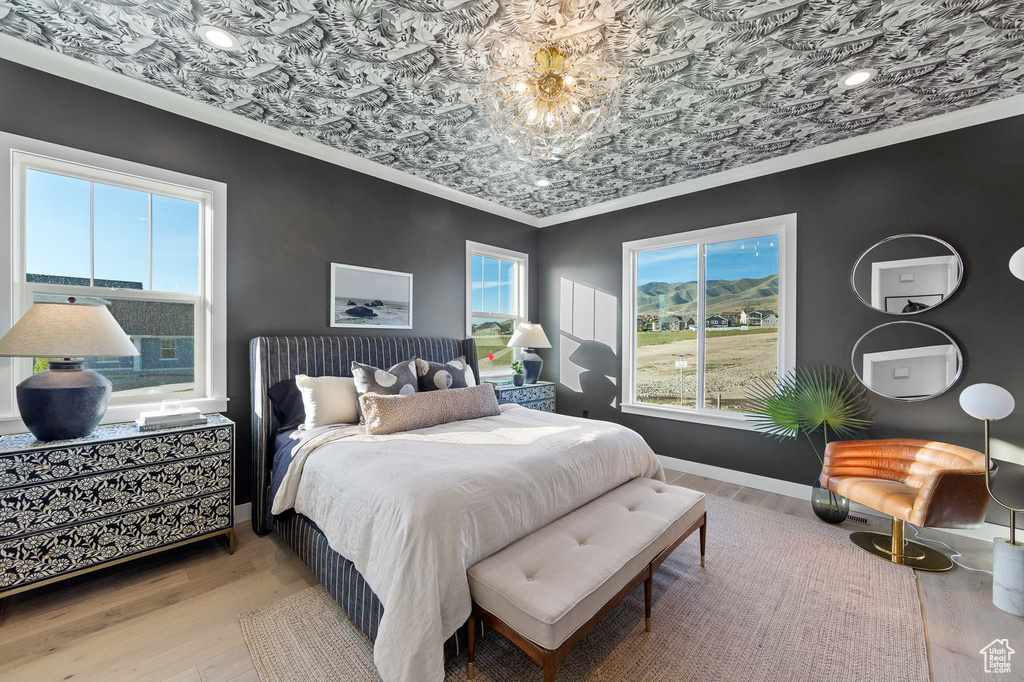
491 381 556 412
0 415 234 599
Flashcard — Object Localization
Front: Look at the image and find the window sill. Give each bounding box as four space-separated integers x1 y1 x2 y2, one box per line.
0 396 230 435
620 402 760 432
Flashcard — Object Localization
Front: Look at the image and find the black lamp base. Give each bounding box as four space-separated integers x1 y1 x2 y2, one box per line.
17 360 111 441
521 348 544 384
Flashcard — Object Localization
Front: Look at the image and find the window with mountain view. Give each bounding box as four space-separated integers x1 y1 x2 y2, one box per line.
17 154 207 400
467 242 528 376
622 216 795 428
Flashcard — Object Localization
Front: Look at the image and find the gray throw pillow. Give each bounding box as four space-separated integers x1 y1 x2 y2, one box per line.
350 360 418 415
414 356 476 391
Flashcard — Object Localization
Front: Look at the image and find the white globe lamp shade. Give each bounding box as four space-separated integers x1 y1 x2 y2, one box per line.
959 383 1015 421
1010 247 1024 281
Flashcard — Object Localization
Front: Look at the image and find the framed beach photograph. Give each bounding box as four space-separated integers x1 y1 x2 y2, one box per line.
330 263 413 329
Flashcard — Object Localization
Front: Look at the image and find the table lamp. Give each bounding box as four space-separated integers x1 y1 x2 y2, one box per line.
507 323 551 384
0 299 139 441
958 382 1023 616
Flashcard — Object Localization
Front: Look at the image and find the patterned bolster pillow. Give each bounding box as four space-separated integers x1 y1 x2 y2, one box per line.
360 384 500 436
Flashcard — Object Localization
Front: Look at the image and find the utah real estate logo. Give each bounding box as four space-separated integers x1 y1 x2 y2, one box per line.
980 639 1015 674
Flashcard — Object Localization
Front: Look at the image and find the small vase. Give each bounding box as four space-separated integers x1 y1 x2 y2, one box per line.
513 374 525 386
811 476 849 524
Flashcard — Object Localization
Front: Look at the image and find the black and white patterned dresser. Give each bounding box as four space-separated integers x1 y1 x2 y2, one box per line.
0 415 234 599
491 381 556 412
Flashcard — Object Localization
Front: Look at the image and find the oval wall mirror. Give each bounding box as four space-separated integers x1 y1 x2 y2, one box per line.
851 234 963 315
851 321 962 401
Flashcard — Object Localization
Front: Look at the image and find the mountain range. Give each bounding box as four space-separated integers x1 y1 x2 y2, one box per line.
636 274 779 317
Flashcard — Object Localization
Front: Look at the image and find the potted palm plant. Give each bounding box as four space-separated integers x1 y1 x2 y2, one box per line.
743 366 872 523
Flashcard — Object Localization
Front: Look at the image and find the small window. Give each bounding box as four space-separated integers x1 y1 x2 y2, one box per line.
466 242 528 376
161 338 177 360
621 215 796 430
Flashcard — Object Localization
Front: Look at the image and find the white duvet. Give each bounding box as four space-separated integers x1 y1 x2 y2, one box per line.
273 404 664 682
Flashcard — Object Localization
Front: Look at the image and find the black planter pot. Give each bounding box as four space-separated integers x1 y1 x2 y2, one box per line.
811 475 849 524
513 374 525 386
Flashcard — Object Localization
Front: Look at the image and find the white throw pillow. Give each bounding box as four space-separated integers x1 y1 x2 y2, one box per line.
294 375 359 429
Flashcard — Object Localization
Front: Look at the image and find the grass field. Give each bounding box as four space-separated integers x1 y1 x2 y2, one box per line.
637 327 777 346
473 334 513 372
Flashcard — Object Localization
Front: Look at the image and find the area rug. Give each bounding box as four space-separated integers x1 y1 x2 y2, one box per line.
240 496 930 682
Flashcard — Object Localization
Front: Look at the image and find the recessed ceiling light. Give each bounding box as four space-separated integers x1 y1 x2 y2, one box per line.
840 69 876 88
535 179 551 187
198 25 240 52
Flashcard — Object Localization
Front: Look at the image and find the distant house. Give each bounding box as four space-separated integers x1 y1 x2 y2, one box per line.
716 311 741 327
685 317 697 330
27 276 194 393
706 314 729 328
660 315 689 331
743 310 776 328
637 314 658 332
82 297 194 391
761 313 779 328
473 321 505 335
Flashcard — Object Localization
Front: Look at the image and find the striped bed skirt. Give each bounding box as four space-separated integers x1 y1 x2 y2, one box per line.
275 511 478 662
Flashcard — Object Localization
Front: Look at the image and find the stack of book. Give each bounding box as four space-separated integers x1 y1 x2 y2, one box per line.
136 407 207 432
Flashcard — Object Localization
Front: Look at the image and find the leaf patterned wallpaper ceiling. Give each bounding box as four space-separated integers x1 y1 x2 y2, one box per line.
1 1 1023 219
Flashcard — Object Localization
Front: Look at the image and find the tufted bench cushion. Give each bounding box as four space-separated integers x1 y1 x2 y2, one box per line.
468 477 706 651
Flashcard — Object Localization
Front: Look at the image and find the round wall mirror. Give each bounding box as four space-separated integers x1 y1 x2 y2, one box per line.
851 321 962 401
851 234 963 314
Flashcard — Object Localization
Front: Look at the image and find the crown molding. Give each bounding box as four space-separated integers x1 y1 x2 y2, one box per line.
538 94 1024 227
3 34 1023 231
0 35 543 228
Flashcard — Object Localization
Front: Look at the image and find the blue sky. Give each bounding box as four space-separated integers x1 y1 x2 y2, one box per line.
25 169 200 293
471 254 516 315
637 237 779 285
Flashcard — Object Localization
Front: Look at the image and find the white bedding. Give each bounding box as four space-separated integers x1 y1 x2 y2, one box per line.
273 404 664 682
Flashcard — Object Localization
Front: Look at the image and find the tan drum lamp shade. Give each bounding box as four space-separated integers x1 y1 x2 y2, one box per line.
0 300 139 441
507 323 551 384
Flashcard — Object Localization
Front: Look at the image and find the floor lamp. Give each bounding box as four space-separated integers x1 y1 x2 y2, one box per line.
959 383 1023 616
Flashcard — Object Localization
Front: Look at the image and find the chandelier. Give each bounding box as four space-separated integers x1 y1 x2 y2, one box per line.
479 42 622 163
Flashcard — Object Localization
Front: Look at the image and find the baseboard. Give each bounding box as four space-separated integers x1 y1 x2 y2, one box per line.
234 502 251 527
658 454 1010 544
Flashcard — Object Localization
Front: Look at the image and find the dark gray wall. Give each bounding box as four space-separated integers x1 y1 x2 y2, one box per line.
539 115 1024 527
0 59 540 504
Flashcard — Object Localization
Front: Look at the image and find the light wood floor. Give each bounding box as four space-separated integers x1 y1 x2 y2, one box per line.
0 468 1020 682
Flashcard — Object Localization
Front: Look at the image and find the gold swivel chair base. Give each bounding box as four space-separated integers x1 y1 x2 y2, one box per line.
850 518 953 572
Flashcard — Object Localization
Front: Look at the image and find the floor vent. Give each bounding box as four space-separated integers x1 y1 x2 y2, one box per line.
847 513 870 525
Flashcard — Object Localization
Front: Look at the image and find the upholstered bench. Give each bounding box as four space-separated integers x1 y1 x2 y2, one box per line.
467 477 706 681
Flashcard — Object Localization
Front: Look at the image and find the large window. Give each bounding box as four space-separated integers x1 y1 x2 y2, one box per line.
621 215 796 429
466 242 528 376
0 135 227 430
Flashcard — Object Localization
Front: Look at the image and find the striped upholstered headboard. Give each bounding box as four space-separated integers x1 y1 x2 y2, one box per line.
249 336 480 535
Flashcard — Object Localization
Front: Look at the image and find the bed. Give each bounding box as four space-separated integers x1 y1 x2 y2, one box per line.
249 335 663 682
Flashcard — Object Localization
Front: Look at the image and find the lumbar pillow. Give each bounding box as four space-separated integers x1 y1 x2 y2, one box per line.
294 375 359 429
414 356 476 391
350 360 418 415
360 384 500 435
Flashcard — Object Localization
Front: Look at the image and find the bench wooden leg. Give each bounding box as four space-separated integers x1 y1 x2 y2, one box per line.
644 572 652 632
699 513 706 567
468 614 476 679
542 651 556 682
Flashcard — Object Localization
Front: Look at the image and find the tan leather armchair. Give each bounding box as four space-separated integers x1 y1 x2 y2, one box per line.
821 438 989 571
